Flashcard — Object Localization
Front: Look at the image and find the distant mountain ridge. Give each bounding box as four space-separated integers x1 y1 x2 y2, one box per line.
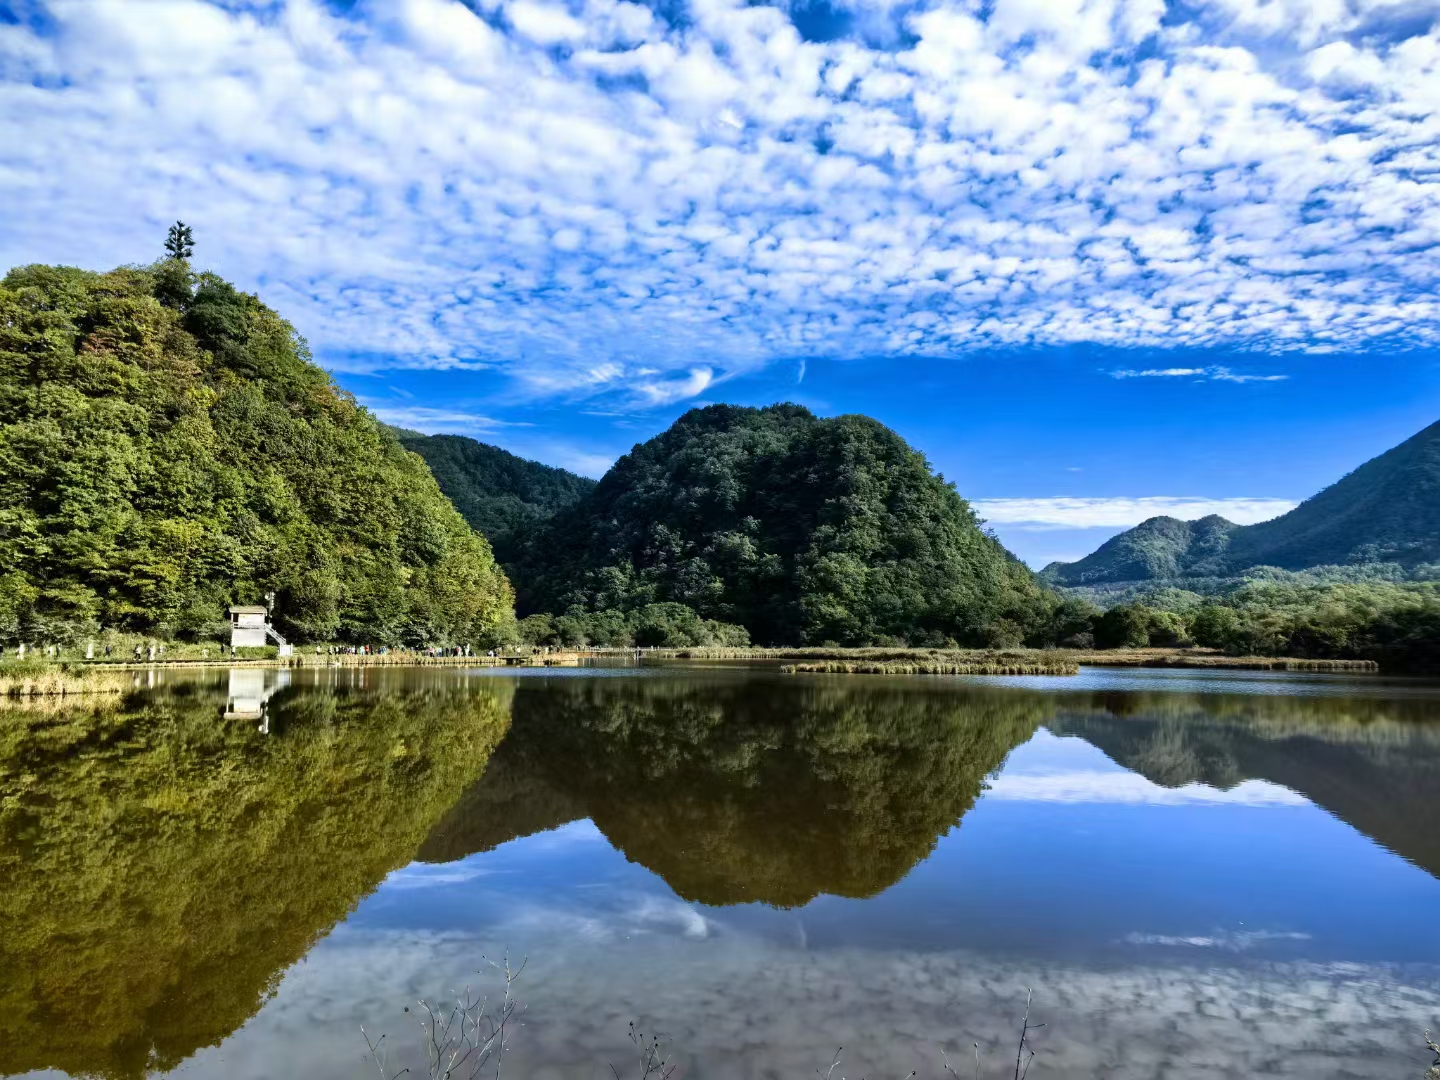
1044 418 1440 586
394 431 596 564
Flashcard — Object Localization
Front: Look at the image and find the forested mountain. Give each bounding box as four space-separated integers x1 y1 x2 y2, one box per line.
512 403 1049 646
394 431 595 564
1042 515 1241 586
0 262 513 646
1044 418 1440 587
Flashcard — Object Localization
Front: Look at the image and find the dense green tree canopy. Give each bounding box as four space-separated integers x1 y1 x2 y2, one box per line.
0 263 514 646
514 404 1048 646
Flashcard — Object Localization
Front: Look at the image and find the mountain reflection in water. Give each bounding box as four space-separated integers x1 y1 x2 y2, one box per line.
3 667 1440 1080
421 673 1440 897
420 676 1050 905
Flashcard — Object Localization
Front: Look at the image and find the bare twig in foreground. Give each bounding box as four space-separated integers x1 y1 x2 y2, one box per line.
610 1022 676 1080
363 953 526 1080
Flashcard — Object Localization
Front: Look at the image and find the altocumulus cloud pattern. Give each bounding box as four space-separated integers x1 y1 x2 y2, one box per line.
1 0 1438 404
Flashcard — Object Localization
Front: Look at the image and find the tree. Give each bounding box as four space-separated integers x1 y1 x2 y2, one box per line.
164 221 195 261
1093 604 1157 649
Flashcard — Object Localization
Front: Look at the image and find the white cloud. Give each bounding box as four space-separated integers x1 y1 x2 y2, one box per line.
1 0 1438 405
971 496 1298 529
364 404 518 434
634 366 716 405
1110 366 1289 382
1209 367 1289 383
1111 368 1210 378
1120 930 1312 950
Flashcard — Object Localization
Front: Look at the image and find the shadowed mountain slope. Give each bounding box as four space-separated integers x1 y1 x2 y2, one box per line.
394 431 596 565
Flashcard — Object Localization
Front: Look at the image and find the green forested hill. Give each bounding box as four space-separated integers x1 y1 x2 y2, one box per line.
0 262 513 646
1042 515 1241 586
513 403 1049 646
1045 419 1440 587
394 431 595 563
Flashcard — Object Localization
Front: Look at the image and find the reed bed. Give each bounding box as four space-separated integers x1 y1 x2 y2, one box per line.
781 657 1079 676
1063 649 1380 672
658 645 1381 673
0 663 135 698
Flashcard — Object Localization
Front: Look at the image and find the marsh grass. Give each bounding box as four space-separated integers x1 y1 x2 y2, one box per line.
780 658 1079 676
0 661 133 698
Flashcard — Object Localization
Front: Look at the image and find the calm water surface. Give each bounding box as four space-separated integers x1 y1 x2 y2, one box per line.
3 665 1439 1079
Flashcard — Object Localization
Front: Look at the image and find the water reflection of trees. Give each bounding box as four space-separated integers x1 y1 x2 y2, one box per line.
0 674 512 1080
420 676 1051 906
1047 689 1440 879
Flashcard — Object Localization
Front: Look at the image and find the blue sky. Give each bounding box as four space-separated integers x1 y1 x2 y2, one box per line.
2 0 1439 565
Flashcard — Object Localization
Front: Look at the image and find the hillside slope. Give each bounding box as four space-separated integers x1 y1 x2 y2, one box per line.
394 432 595 563
514 403 1047 646
0 263 513 645
1223 418 1440 570
1045 419 1440 586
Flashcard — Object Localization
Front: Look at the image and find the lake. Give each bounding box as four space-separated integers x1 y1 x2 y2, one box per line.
3 664 1439 1079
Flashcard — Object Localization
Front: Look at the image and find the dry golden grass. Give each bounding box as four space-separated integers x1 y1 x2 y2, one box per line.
0 665 135 698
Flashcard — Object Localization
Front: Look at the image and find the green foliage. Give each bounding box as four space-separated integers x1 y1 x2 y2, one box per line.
513 404 1048 646
0 262 514 646
394 431 595 565
515 603 749 648
1046 417 1440 587
1024 594 1100 648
